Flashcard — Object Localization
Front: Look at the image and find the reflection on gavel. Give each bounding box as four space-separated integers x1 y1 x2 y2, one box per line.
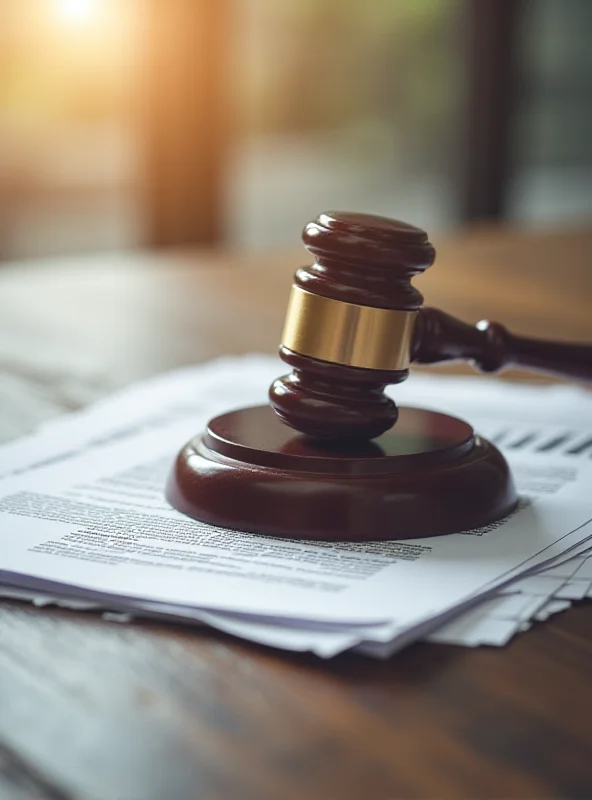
270 212 592 441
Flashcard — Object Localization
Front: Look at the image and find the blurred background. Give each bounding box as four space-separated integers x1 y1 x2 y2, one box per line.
0 0 591 262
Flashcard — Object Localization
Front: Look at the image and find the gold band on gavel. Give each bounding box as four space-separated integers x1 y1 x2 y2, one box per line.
280 285 417 371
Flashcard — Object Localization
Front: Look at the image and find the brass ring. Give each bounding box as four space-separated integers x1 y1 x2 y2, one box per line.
281 286 417 371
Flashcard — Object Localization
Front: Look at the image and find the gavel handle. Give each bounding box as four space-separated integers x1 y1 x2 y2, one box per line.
412 307 592 382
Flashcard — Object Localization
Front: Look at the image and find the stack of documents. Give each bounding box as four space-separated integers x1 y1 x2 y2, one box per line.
1 355 591 658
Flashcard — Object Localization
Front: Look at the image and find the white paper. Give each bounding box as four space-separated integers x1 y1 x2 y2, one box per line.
534 599 572 620
555 579 592 600
1 355 592 657
2 404 592 625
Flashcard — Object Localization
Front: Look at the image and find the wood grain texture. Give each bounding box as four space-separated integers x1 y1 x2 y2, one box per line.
0 224 591 799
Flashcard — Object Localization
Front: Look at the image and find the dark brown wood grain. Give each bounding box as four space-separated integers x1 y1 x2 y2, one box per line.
0 224 591 799
169 405 516 541
298 211 435 309
270 212 591 441
414 307 592 381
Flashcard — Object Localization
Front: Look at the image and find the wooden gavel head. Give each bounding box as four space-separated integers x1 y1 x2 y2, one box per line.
176 208 587 538
173 208 591 538
270 210 592 441
269 211 435 440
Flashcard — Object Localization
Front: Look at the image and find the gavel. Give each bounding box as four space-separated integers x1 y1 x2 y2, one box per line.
270 211 591 441
167 212 591 541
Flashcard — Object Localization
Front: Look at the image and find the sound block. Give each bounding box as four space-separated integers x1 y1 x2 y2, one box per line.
166 406 517 541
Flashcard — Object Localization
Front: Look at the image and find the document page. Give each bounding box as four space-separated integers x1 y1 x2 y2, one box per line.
1 406 591 630
2 355 592 657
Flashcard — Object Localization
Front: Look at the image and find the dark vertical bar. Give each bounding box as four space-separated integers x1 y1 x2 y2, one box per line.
462 0 523 221
138 0 232 247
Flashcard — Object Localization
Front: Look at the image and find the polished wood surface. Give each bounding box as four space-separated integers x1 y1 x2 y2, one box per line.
272 348 405 439
168 405 516 540
270 212 592 441
271 211 435 439
1 224 592 799
415 306 592 381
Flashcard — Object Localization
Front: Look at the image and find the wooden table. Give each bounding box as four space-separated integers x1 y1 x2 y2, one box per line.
1 224 591 800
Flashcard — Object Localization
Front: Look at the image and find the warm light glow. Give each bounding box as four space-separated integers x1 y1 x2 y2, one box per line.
55 0 99 24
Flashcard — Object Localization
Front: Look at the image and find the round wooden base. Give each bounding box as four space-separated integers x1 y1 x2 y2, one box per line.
166 405 517 541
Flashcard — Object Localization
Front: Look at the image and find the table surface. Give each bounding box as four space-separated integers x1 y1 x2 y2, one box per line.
1 223 591 800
